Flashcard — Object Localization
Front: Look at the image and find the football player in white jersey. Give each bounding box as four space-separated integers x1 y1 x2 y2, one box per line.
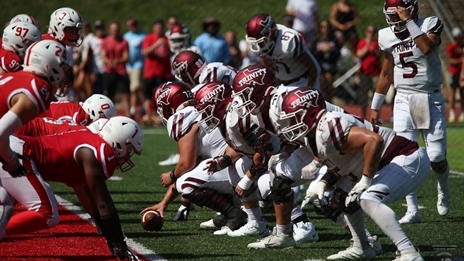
172 50 237 90
230 65 382 252
142 82 249 232
245 13 320 89
194 80 321 245
279 87 429 261
370 0 450 222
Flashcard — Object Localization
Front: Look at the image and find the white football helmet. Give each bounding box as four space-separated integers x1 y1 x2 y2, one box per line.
48 7 84 46
99 116 144 172
9 14 41 30
81 94 117 121
2 22 42 60
22 40 74 96
87 118 108 133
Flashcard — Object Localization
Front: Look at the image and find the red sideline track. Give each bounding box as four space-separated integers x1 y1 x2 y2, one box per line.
0 204 153 261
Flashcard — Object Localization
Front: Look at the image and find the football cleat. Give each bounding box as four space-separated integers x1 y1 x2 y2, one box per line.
293 221 319 243
158 153 180 166
213 226 231 235
398 211 422 224
393 249 424 261
173 204 189 221
227 220 271 237
437 193 450 216
247 227 296 249
200 214 228 229
327 245 376 260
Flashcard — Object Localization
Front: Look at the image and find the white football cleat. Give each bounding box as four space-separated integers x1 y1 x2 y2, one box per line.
247 228 296 249
173 205 189 221
393 249 424 261
213 226 231 235
293 221 319 243
227 220 270 237
200 219 216 229
158 153 180 166
437 193 450 216
327 245 376 260
398 211 422 224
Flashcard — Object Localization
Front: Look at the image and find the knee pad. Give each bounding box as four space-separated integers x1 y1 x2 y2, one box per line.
431 159 448 174
270 175 294 204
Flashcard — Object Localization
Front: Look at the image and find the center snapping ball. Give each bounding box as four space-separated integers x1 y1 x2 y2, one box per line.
141 210 164 231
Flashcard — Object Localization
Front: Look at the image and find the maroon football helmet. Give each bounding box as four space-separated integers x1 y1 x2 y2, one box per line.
383 0 419 33
169 24 192 53
194 81 233 132
152 81 193 125
245 14 278 56
172 50 207 87
231 64 278 118
279 88 326 143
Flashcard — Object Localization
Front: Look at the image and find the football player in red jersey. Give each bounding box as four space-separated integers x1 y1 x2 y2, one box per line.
1 116 143 260
9 13 41 30
38 94 117 127
0 22 41 74
0 39 72 239
43 7 84 47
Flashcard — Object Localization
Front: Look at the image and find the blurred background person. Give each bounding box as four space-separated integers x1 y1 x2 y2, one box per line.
356 25 381 118
142 19 171 126
285 0 319 50
194 17 230 64
124 18 146 121
73 22 93 102
224 30 242 70
165 15 179 37
88 20 107 95
313 20 340 103
329 0 360 56
448 27 464 123
100 21 130 117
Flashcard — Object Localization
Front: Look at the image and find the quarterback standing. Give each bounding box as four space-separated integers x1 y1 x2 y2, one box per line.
370 0 450 222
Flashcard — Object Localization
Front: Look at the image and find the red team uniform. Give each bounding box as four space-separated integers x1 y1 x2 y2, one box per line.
0 49 22 73
0 71 55 116
39 101 92 126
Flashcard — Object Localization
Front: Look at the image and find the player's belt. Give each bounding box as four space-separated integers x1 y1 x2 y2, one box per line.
280 71 310 85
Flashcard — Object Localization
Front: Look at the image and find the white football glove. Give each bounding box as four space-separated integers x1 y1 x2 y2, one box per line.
304 181 327 204
267 152 289 174
301 159 323 180
345 175 372 207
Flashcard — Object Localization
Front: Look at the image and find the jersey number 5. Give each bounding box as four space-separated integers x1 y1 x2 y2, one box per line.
399 51 418 78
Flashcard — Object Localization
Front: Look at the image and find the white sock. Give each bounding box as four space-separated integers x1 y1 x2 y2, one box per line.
405 191 419 213
435 164 450 193
345 210 369 250
276 224 292 235
244 207 261 222
290 205 304 221
360 199 414 252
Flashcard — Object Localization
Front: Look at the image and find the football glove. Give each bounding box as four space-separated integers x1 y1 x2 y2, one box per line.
345 175 372 207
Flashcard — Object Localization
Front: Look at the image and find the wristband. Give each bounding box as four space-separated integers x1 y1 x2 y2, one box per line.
237 175 254 190
170 170 177 182
406 19 424 39
371 93 386 110
222 154 232 167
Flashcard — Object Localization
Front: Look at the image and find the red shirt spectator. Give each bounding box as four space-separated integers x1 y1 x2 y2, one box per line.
101 35 129 75
142 21 171 80
447 41 463 76
357 39 381 76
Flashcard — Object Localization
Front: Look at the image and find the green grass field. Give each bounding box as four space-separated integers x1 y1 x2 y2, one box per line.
50 125 464 261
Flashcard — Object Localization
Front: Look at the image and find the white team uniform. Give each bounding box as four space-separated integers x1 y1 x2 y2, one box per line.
378 17 446 162
199 62 237 86
267 24 320 89
312 111 430 202
166 106 239 196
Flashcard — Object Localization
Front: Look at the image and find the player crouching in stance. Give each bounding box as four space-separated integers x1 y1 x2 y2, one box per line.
279 88 429 260
0 116 143 260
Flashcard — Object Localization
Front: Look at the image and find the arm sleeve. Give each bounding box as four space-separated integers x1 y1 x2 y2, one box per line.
0 110 23 164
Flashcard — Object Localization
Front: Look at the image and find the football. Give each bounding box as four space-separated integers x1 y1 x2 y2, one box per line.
141 210 164 231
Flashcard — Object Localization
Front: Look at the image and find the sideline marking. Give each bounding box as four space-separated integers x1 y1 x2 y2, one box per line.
55 195 167 261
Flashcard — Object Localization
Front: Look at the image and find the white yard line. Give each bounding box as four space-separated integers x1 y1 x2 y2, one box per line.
55 195 167 261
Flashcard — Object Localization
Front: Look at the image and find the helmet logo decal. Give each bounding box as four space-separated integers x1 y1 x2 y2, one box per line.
173 60 188 74
259 16 273 35
237 67 267 87
199 84 226 105
157 86 172 106
290 89 320 109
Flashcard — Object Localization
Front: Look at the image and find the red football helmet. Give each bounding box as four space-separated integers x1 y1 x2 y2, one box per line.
383 0 419 33
279 88 326 143
194 81 233 132
152 81 194 125
231 64 278 118
169 24 192 53
172 50 207 87
245 14 278 56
